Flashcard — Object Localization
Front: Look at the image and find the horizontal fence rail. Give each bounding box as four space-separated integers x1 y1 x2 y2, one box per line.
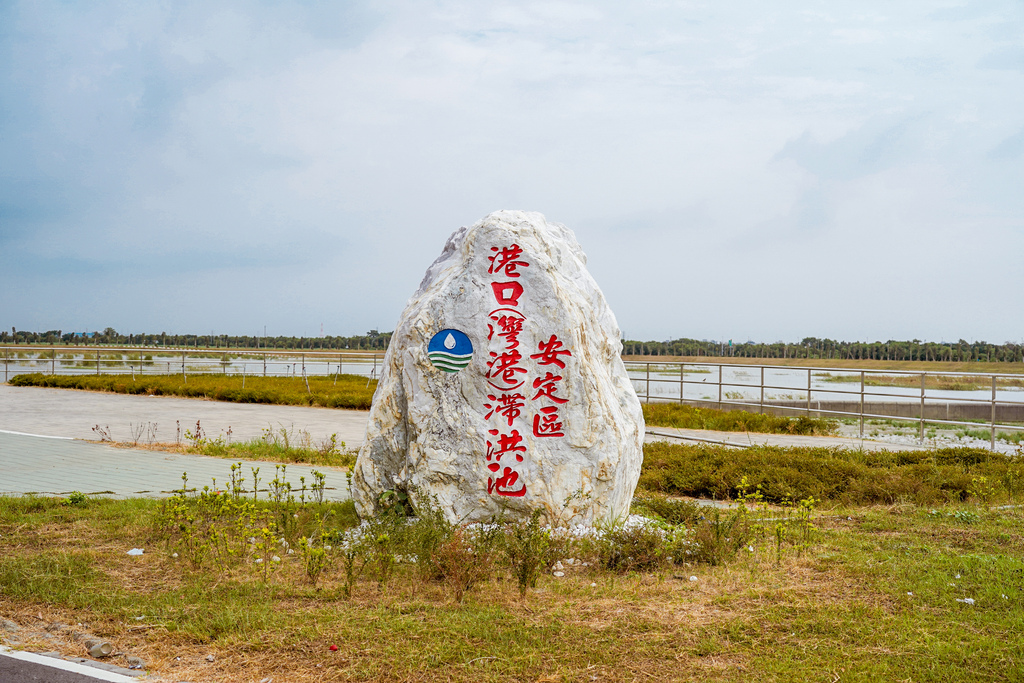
623 361 1024 452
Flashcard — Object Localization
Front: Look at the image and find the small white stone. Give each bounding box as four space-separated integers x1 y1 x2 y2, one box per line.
955 574 961 579
956 598 975 605
590 583 597 588
553 571 565 577
255 558 263 564
271 555 281 563
554 561 564 571
287 549 294 555
689 576 698 582
906 592 913 596
171 553 179 558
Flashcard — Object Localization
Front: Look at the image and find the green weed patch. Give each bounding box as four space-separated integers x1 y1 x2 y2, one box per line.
643 402 838 435
10 373 376 410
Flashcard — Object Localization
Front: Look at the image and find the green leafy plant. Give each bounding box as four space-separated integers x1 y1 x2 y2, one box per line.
502 509 552 597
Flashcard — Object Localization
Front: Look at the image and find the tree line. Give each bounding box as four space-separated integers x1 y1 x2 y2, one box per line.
0 327 392 351
622 337 1024 363
3 328 1021 363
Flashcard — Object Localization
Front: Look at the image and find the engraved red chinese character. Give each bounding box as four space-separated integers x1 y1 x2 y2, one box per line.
489 314 524 350
531 372 568 404
488 467 527 497
488 244 529 278
484 392 526 426
532 405 565 437
486 349 527 386
486 428 526 470
490 281 524 307
530 334 572 369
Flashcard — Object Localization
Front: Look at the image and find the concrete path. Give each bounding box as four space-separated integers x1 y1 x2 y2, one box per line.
0 646 140 682
0 431 351 500
0 384 367 446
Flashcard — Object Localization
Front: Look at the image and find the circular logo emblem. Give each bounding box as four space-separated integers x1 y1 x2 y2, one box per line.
427 329 473 373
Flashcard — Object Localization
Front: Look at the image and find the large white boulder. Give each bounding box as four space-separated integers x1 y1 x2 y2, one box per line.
352 210 644 525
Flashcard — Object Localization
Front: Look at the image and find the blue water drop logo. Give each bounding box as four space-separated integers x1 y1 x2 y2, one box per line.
427 329 473 373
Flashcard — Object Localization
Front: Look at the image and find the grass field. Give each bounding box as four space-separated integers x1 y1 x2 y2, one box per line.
9 372 377 409
1 444 1022 682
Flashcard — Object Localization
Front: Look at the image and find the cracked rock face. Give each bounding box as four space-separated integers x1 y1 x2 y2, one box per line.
352 210 644 525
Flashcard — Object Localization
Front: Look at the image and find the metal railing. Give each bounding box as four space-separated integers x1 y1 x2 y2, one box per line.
624 360 1024 452
1 347 384 383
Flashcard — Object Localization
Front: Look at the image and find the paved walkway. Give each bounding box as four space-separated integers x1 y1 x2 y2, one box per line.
0 384 368 445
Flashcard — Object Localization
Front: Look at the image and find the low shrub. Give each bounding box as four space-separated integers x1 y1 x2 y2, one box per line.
643 403 838 436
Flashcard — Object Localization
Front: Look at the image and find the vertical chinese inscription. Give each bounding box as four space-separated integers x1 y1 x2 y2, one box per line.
482 243 572 498
484 244 529 496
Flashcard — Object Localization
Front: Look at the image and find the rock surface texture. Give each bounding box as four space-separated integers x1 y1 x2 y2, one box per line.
353 210 644 525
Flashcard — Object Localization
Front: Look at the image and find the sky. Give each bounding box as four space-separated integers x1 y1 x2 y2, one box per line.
2 1 1022 344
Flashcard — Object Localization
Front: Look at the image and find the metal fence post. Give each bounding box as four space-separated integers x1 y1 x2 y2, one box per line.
919 373 926 443
679 362 684 403
96 349 100 375
646 362 650 403
717 364 722 408
806 368 812 415
52 354 55 376
859 371 865 440
263 353 267 377
991 376 997 451
4 348 7 382
759 366 764 414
